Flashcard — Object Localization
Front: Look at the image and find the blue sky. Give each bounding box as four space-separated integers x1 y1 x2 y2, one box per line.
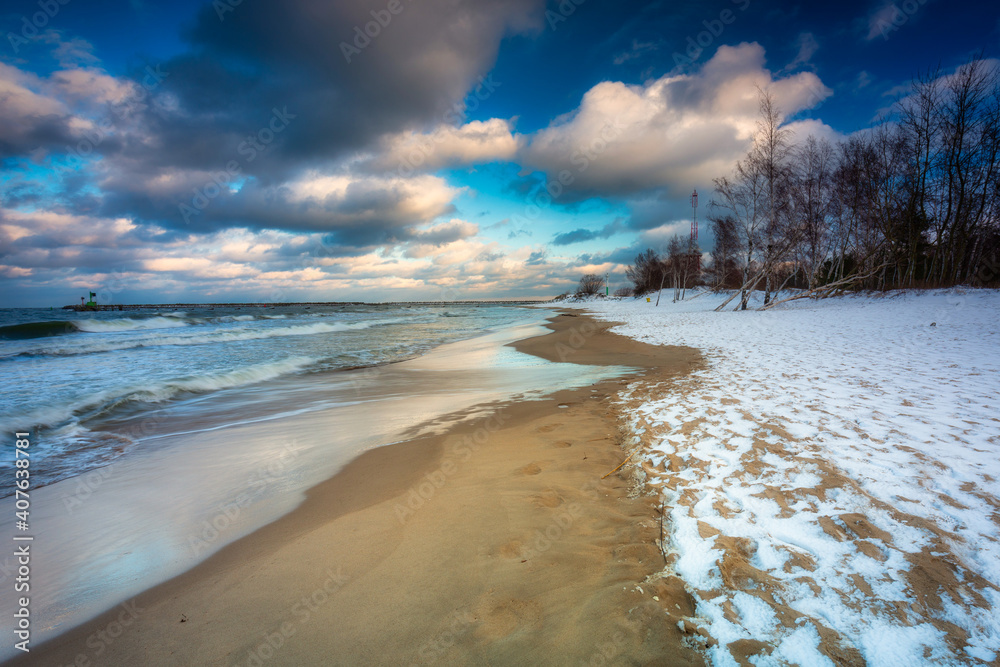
1 0 997 306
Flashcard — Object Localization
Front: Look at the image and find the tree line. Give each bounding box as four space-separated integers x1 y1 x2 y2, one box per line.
623 55 1000 307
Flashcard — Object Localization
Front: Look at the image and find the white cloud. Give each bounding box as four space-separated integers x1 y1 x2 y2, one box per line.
375 118 522 174
520 42 835 199
50 67 136 107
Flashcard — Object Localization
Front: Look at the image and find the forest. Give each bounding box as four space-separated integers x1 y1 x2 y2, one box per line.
622 56 1000 309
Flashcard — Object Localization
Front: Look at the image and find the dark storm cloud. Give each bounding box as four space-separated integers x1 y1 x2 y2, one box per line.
0 115 80 160
551 219 624 245
121 0 543 174
4 0 545 238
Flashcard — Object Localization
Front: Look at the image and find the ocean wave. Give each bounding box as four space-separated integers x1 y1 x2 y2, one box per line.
74 316 191 333
0 425 136 495
0 320 79 340
0 316 192 340
7 318 405 358
0 356 319 433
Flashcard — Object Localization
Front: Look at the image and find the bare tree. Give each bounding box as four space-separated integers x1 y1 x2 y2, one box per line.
753 87 794 304
577 274 604 296
708 55 1000 297
709 214 740 288
789 135 836 289
667 235 684 302
625 249 665 295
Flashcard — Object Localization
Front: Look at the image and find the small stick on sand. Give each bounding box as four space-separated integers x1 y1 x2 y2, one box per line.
602 450 636 479
659 499 667 564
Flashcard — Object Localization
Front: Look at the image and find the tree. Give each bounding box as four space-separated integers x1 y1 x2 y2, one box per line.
667 235 684 302
708 55 999 298
577 273 605 296
709 215 740 288
712 152 767 309
625 249 665 295
788 136 836 289
753 87 794 304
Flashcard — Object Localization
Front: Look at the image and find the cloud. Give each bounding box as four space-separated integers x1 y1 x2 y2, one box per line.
128 0 547 178
0 1 548 260
783 32 819 71
0 62 84 158
95 165 462 243
519 42 834 201
613 38 661 65
51 36 101 67
864 1 933 41
404 219 479 245
373 118 521 175
551 219 625 245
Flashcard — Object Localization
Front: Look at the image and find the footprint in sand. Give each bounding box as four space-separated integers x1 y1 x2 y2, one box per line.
531 490 563 508
551 440 573 448
517 463 542 475
498 540 525 558
474 598 542 641
536 423 562 433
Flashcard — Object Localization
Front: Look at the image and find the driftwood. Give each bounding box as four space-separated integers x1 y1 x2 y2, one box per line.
714 267 768 311
757 262 891 311
714 232 802 312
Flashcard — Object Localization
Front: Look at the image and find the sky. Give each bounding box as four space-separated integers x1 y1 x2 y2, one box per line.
1 0 997 306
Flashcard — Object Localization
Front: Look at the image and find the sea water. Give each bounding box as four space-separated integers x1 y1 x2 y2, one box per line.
0 304 545 489
0 304 632 659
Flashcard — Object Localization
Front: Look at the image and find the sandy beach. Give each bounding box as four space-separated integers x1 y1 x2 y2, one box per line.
17 313 704 666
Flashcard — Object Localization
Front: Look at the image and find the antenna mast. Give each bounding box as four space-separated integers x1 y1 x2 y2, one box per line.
690 189 698 241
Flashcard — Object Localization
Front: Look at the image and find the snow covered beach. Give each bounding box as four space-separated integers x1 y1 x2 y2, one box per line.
578 289 1000 666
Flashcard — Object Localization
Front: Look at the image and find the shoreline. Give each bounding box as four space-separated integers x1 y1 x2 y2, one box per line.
15 313 704 666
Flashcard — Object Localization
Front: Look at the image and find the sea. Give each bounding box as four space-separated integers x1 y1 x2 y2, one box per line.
0 303 557 491
0 303 631 658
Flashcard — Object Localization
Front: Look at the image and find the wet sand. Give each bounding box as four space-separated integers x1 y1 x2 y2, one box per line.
19 313 704 666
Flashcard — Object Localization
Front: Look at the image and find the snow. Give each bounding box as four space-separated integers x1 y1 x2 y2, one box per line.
578 289 1000 666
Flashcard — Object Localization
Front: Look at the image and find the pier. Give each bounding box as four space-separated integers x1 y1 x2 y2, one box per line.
62 300 551 311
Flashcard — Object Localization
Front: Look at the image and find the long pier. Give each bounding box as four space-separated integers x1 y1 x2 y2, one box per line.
62 300 551 311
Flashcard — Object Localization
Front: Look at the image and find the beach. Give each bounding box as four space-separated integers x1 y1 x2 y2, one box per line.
13 313 704 665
